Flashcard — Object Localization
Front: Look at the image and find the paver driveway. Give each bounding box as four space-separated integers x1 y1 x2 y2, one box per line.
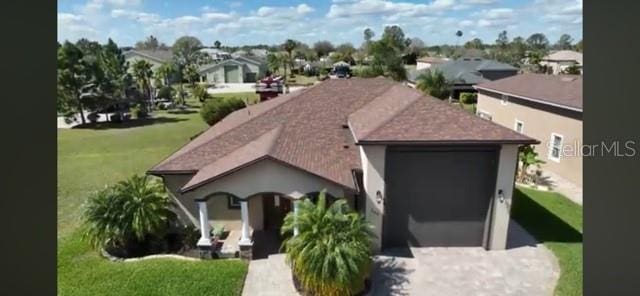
242 220 559 296
369 221 560 296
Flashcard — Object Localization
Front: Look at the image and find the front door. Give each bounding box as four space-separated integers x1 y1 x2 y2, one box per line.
263 194 292 233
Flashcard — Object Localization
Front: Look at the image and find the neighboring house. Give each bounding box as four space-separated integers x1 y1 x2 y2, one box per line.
124 49 172 71
198 56 267 83
123 49 173 87
199 48 232 62
407 57 519 99
148 77 537 259
540 50 583 75
474 73 583 192
416 56 447 70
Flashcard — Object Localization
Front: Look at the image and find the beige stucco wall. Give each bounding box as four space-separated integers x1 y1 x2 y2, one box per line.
488 144 519 250
477 92 583 186
161 159 349 231
360 145 386 250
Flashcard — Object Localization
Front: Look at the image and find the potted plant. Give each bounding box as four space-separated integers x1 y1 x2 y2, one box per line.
281 190 374 296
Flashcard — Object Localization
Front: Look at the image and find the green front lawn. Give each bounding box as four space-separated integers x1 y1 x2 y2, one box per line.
58 102 248 295
512 187 583 296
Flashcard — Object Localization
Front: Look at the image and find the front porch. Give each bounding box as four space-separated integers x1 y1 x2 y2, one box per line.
194 193 303 260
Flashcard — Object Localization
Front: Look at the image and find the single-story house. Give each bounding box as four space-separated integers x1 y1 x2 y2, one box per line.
124 49 173 85
198 56 267 84
408 57 519 99
540 50 583 75
124 49 172 71
148 77 537 259
474 73 583 192
416 56 448 70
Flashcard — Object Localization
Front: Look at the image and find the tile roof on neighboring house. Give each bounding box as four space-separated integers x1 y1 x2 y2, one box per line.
124 49 173 63
474 73 583 111
149 78 536 192
197 56 265 74
408 57 518 84
543 50 583 64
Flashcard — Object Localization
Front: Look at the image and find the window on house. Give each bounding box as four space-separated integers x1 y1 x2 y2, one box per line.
227 196 241 209
501 94 509 105
548 133 563 162
515 120 524 133
477 110 492 121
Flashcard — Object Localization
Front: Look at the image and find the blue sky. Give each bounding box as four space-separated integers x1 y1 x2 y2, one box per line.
58 0 582 47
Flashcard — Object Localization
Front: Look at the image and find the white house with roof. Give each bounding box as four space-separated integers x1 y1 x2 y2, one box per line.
540 50 583 75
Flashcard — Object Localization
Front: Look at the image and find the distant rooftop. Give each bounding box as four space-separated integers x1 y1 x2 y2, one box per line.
474 73 583 111
124 49 173 63
408 57 518 84
543 50 583 64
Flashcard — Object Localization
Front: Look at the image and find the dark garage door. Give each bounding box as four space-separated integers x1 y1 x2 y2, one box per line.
382 146 499 248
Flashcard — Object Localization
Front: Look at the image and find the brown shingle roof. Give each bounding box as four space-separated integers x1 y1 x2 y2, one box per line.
149 77 536 192
474 73 583 111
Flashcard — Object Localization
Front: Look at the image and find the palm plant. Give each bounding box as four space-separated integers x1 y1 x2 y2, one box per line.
132 60 153 109
416 69 450 100
281 191 374 296
81 175 176 251
518 145 545 183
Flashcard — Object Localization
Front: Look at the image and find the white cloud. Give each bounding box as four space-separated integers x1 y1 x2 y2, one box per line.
327 0 456 18
472 8 517 28
111 9 160 24
296 4 315 14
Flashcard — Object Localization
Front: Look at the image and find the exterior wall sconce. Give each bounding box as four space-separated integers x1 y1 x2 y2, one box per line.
376 190 383 204
498 189 505 203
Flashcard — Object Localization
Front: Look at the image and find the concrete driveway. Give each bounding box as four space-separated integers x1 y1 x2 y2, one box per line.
369 221 560 296
242 220 559 296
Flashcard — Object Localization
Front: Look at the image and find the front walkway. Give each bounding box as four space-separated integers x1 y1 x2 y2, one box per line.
241 220 560 296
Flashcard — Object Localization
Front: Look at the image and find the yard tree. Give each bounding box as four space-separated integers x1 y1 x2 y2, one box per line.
214 40 221 49
455 30 463 47
496 30 509 49
404 37 426 64
416 70 450 100
132 60 154 109
172 36 204 105
334 42 356 64
554 34 574 50
266 52 282 74
58 41 90 124
526 33 549 51
135 35 159 50
575 39 583 52
367 25 408 81
155 62 174 87
183 63 200 86
313 40 335 57
99 38 131 112
364 28 375 43
464 38 484 50
281 39 299 81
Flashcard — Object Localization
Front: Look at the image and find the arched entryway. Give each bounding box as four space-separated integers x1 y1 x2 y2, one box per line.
246 192 296 259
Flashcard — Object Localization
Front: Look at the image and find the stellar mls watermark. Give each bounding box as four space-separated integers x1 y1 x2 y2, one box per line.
545 140 638 158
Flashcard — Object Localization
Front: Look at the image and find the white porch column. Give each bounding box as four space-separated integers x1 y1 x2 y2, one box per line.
239 200 252 245
196 200 211 247
293 200 300 236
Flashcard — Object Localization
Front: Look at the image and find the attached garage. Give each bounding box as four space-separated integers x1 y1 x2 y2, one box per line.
382 146 499 249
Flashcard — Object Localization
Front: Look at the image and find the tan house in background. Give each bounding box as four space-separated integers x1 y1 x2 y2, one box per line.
474 74 583 203
540 50 583 75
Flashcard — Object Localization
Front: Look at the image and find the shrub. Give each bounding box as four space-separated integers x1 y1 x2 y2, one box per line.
131 105 148 119
353 66 382 78
200 97 246 126
281 190 374 296
81 175 176 253
156 86 174 101
87 112 100 123
459 92 477 104
192 84 210 102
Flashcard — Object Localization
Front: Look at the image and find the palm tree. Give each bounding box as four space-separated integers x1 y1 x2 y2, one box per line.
156 63 175 86
132 60 153 110
518 145 545 183
282 39 298 82
281 191 374 296
81 175 175 251
455 30 463 47
416 70 450 100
